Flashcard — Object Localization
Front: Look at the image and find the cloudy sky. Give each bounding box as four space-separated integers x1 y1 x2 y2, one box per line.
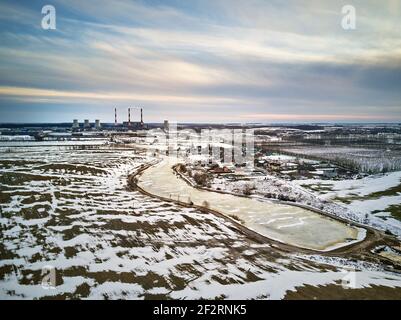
0 0 400 123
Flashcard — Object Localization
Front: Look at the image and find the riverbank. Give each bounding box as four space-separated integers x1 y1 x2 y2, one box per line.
132 157 367 252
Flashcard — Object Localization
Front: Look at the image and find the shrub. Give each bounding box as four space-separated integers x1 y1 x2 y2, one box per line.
177 164 187 173
202 200 210 208
193 172 210 187
242 183 255 196
385 229 393 236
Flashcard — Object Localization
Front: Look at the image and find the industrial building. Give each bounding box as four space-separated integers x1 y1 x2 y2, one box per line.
72 119 102 131
121 107 147 130
70 106 147 132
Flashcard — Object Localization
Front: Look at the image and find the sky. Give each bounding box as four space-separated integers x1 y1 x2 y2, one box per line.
0 0 400 123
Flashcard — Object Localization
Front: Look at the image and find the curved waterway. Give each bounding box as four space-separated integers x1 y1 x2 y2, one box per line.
137 158 365 251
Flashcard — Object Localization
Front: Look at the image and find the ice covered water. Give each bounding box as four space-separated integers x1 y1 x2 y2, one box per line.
138 158 364 251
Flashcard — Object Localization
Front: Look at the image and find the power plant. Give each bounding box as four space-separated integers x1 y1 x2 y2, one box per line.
70 107 147 132
121 107 147 130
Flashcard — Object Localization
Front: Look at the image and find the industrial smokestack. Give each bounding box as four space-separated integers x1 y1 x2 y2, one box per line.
140 108 143 124
114 108 117 125
128 108 131 125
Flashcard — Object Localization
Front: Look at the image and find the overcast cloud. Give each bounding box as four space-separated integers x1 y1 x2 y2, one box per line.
0 0 400 123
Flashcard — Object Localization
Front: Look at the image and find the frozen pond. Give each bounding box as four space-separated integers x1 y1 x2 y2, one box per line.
137 158 365 251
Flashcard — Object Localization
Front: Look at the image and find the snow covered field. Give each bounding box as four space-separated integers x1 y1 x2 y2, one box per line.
280 146 401 173
1 143 401 299
0 139 108 148
294 172 401 234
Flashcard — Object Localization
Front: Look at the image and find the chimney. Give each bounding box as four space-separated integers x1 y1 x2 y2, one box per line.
128 108 131 126
114 107 117 125
140 108 143 124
